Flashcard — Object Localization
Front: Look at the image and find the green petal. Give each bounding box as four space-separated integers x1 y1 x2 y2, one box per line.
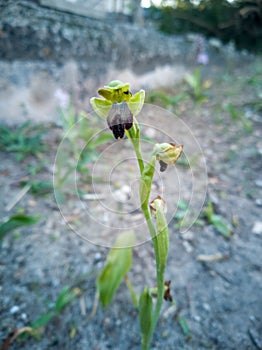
104 80 129 90
90 97 112 119
127 90 145 116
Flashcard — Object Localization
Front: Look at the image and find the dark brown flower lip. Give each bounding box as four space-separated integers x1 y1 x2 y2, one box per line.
106 102 133 139
164 280 173 302
159 160 168 172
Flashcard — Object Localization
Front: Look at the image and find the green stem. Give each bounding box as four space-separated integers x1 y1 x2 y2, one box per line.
127 123 167 350
126 121 144 174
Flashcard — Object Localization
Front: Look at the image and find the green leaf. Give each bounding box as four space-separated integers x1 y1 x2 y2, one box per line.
125 276 138 308
211 216 231 238
31 311 55 329
0 214 40 240
178 314 191 339
55 286 81 312
28 180 53 195
224 103 240 120
151 197 169 268
97 231 135 307
90 97 112 119
177 200 188 210
203 202 231 238
90 132 113 148
184 72 197 90
139 287 153 336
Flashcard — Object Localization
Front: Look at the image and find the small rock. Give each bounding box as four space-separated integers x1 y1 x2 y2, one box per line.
116 319 121 326
182 241 193 253
113 185 130 202
203 303 211 312
252 222 262 235
193 315 201 322
255 199 262 207
255 179 262 188
181 230 194 241
94 252 102 262
20 313 27 321
104 317 111 325
10 305 20 314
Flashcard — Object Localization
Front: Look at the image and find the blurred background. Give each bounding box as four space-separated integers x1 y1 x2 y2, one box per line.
1 0 261 123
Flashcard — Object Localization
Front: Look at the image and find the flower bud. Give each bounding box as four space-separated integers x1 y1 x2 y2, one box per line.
155 143 183 172
107 102 133 139
150 196 169 268
150 195 167 216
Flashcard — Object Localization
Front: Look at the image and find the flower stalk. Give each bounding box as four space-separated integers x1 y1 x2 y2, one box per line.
90 81 183 350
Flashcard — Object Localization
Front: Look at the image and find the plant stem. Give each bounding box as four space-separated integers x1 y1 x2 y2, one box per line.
128 123 167 350
142 207 165 349
126 121 144 174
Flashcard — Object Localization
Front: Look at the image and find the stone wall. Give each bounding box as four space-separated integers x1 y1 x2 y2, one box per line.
0 0 249 123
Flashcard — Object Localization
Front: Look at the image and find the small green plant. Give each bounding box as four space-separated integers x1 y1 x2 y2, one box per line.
224 103 253 134
184 68 211 104
147 90 188 109
90 80 184 349
54 103 112 202
178 314 191 340
0 121 47 161
203 201 231 239
0 213 40 241
23 180 53 196
2 286 81 347
30 286 81 331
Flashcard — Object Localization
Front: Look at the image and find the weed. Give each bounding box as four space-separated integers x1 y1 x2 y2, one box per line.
54 104 112 203
0 121 47 160
0 213 40 240
224 103 253 134
2 286 81 347
203 201 231 238
178 314 191 340
147 90 188 109
184 68 211 104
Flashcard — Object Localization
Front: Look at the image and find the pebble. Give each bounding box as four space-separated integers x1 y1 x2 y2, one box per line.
255 199 262 207
116 319 121 326
203 303 211 311
255 179 262 188
10 305 20 314
182 241 193 253
252 222 262 235
181 230 194 241
193 315 201 322
20 313 27 321
94 252 102 262
104 317 111 325
113 185 131 202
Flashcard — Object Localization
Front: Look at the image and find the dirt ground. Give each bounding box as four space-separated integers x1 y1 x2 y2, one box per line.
0 56 262 350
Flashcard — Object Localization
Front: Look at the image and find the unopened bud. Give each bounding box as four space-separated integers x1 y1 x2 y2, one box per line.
155 143 183 172
150 195 167 216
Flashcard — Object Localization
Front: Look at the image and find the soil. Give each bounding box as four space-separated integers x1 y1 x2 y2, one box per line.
0 56 262 350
